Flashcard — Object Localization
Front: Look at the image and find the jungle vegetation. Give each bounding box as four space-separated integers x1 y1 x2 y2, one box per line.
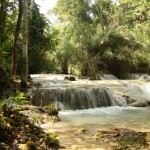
0 0 150 81
0 1 150 149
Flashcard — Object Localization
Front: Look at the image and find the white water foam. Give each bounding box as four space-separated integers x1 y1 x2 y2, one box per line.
60 106 143 115
51 106 150 133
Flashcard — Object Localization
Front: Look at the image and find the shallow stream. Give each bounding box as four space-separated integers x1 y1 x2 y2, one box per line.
30 74 150 149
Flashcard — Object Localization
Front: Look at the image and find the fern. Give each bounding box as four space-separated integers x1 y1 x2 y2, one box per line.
0 92 29 112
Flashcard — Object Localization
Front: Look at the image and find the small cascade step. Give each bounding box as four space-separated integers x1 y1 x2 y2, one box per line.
30 87 117 110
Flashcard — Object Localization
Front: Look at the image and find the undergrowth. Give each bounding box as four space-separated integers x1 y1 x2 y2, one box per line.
0 91 60 150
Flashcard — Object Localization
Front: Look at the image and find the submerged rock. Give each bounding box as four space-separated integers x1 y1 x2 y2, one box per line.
94 128 150 150
72 128 87 133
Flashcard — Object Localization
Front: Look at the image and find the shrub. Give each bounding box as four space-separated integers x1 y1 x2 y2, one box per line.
45 132 60 148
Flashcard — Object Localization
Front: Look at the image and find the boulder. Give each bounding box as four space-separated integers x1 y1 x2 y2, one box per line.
129 100 148 107
122 95 136 104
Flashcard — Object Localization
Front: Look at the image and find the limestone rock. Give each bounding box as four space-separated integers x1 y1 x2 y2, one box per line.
129 100 148 107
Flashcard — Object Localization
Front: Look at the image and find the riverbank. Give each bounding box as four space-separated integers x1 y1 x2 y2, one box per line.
0 102 150 150
0 103 60 150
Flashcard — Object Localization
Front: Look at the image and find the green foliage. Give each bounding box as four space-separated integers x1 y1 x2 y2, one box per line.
44 104 57 111
92 0 112 29
32 116 41 126
28 3 59 74
44 104 59 115
45 132 60 147
0 1 59 75
0 91 29 109
0 116 13 125
54 0 91 22
0 0 17 71
1 0 150 76
53 0 150 76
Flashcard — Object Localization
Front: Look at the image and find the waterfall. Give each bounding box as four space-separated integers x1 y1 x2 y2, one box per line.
122 82 144 93
90 74 118 80
120 73 150 80
120 81 150 106
141 82 150 95
113 94 127 106
122 81 150 95
102 74 118 80
29 74 150 110
30 87 117 110
140 74 150 80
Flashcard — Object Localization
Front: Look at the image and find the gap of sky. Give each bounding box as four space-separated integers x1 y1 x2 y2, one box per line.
35 0 57 15
35 0 118 22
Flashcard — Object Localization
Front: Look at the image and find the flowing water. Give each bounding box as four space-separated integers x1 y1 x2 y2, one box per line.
59 106 150 131
30 74 150 149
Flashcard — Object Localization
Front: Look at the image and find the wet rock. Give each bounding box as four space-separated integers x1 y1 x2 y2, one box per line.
122 95 149 107
89 76 99 80
69 76 76 81
92 135 99 140
122 95 136 104
35 82 41 86
72 128 87 133
78 128 87 133
64 76 76 81
147 100 150 105
78 76 88 79
93 128 149 150
129 100 148 107
95 129 120 138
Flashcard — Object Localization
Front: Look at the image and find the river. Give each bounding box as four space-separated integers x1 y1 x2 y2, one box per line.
30 74 150 149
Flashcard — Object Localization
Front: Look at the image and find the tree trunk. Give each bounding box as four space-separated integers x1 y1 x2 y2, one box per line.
21 0 28 88
61 58 68 74
0 0 7 66
11 0 23 80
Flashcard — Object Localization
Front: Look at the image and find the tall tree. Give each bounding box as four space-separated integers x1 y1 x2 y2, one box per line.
0 0 7 66
11 0 23 80
53 0 93 74
21 0 28 87
92 0 112 30
28 2 58 74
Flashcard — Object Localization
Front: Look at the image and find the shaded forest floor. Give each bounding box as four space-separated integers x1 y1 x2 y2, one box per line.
0 104 60 150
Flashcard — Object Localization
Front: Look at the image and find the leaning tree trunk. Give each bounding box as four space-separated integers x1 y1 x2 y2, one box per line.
21 0 28 88
11 0 23 80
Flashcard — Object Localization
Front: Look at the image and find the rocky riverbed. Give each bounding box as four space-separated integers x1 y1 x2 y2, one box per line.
19 105 150 150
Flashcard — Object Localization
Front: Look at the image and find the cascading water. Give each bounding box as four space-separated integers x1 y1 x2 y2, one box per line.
30 87 116 110
121 81 150 98
142 82 150 95
102 74 118 80
120 73 150 80
29 74 150 109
